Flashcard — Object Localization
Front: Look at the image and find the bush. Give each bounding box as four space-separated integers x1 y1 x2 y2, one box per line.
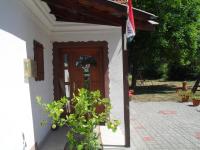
167 64 200 81
143 63 166 80
36 88 120 150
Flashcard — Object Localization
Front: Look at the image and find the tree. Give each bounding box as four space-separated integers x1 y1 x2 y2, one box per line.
129 0 200 88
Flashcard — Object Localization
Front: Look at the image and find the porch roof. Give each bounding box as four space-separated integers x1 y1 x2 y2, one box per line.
41 0 158 31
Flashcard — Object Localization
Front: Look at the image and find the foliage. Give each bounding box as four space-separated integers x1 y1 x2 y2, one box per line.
177 90 191 98
167 63 200 80
191 92 200 100
129 0 200 84
36 88 120 150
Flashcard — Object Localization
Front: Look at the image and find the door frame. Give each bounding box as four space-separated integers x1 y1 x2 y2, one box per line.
53 41 109 100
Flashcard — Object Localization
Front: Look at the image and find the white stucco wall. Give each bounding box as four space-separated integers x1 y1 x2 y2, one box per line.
0 0 53 149
0 0 125 148
52 29 125 145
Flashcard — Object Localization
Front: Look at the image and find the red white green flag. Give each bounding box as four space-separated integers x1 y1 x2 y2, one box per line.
127 0 136 41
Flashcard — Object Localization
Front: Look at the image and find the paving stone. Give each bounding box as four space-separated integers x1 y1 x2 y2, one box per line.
40 101 200 150
130 101 200 150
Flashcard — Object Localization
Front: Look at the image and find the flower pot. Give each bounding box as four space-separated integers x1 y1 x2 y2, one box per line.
64 133 85 150
182 81 188 91
192 99 200 106
64 142 102 150
182 96 189 102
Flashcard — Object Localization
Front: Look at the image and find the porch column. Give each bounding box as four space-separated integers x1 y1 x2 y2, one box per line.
122 26 130 147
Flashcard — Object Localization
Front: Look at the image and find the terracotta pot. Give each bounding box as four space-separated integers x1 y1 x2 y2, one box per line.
192 99 200 106
182 96 189 102
182 81 188 91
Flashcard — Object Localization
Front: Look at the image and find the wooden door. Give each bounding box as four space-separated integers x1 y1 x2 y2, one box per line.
53 42 109 111
56 46 105 100
68 47 104 95
61 47 104 114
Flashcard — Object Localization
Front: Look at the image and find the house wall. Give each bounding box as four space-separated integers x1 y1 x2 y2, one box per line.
52 29 125 145
0 0 125 148
0 0 53 149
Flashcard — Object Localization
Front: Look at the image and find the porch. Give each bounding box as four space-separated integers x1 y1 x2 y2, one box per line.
39 126 129 150
39 101 200 150
0 0 158 149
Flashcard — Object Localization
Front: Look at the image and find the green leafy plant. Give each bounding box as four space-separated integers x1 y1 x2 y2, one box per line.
36 88 120 150
177 90 191 98
191 93 200 100
177 90 192 102
191 92 200 106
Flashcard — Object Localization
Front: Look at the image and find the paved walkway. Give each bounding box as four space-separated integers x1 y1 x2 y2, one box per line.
40 101 200 150
130 101 200 150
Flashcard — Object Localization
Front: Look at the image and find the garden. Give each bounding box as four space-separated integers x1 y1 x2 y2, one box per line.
128 0 200 104
129 79 200 108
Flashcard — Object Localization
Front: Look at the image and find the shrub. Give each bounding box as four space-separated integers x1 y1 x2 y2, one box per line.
36 88 120 150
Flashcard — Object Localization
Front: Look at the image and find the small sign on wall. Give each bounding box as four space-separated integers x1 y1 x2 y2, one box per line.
24 59 37 78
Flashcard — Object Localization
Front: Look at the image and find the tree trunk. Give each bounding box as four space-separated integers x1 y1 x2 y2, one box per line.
131 67 137 90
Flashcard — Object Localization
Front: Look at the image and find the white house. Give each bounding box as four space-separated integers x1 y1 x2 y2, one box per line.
0 0 157 149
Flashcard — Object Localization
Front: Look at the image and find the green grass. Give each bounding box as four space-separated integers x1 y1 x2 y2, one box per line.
130 80 195 102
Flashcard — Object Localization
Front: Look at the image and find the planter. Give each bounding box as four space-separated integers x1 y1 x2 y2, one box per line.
64 142 103 150
64 142 75 150
182 81 188 91
192 99 200 106
63 134 86 150
182 96 189 102
64 127 103 150
36 89 119 150
177 90 191 102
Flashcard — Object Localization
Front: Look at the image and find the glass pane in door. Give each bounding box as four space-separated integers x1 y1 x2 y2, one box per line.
64 70 69 82
75 56 96 89
64 54 68 67
65 85 70 98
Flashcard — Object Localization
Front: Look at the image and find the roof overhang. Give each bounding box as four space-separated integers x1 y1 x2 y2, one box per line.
21 0 158 33
42 0 158 32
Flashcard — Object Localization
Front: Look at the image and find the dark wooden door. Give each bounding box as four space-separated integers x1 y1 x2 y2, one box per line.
53 42 109 115
60 47 105 99
70 47 103 94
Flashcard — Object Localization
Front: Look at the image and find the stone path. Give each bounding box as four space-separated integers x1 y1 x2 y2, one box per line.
130 101 200 150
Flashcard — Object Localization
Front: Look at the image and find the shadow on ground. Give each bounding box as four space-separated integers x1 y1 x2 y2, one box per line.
134 84 176 95
130 80 195 102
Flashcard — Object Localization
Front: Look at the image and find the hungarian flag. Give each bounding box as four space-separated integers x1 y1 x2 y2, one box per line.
127 0 136 41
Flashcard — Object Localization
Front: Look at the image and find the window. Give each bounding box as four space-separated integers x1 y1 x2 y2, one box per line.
34 40 44 81
63 54 70 97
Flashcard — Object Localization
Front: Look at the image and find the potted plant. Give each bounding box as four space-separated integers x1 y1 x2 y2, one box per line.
36 88 120 150
191 93 200 106
177 90 191 102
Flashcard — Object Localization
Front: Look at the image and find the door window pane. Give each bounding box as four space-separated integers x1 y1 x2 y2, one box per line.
64 54 68 67
65 85 70 98
75 56 96 89
64 69 69 82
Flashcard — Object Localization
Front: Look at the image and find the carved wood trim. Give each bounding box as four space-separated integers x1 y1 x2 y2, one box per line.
34 40 44 81
53 41 109 99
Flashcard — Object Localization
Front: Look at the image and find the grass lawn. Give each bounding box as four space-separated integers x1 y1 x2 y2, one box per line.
130 80 195 102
